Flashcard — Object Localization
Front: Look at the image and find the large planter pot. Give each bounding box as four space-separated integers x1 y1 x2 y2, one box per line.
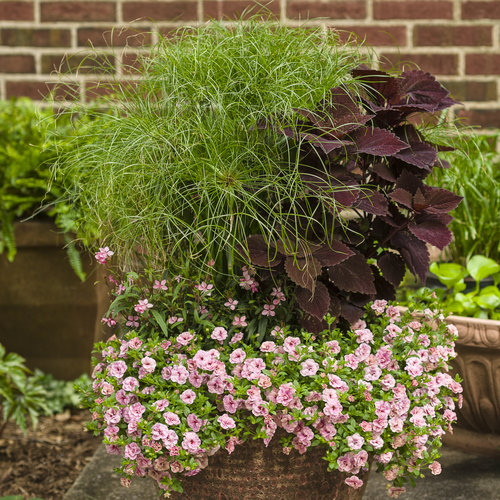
0 221 109 380
170 430 370 499
443 315 500 457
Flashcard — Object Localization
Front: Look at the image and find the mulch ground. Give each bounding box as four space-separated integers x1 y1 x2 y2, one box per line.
0 410 100 499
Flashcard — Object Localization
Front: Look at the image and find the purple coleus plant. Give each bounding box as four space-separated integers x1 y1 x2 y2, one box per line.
244 67 462 332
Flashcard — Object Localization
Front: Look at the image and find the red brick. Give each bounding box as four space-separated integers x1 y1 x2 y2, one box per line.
380 52 459 75
456 108 500 128
414 25 492 47
441 80 497 102
0 28 71 47
204 1 279 20
462 1 500 19
0 1 33 20
122 2 198 22
41 53 116 75
287 1 366 20
0 54 35 73
121 52 145 74
332 25 406 46
374 1 453 20
41 2 116 22
466 54 500 75
78 27 151 47
5 80 80 100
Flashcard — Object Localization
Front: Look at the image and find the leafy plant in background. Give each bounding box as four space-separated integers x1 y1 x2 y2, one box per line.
430 132 500 263
0 98 86 280
401 255 500 320
0 343 48 438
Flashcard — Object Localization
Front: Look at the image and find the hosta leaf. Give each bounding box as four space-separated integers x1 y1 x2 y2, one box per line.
391 231 429 282
409 220 453 250
328 253 376 295
378 252 406 287
313 241 354 266
352 127 408 156
285 256 322 292
474 293 500 310
296 281 331 319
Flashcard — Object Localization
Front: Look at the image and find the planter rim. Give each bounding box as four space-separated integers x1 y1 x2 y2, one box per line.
446 314 500 328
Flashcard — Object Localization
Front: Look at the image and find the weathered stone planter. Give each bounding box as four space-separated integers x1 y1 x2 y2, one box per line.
170 430 370 499
0 221 108 380
444 315 500 457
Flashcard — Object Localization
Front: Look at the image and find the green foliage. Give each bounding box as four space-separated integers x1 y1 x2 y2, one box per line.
401 255 500 320
57 19 371 272
431 132 500 263
0 343 48 438
0 98 86 280
32 370 91 415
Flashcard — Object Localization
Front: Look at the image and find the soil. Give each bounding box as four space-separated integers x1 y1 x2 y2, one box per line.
0 409 100 499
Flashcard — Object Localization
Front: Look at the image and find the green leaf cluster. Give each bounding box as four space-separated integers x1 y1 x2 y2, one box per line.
431 132 500 263
402 255 500 320
0 98 87 280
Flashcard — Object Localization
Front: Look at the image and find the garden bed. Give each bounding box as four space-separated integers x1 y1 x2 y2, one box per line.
0 409 99 499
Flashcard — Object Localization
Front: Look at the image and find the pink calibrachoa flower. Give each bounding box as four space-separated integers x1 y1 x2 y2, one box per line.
134 299 153 314
186 414 203 432
229 332 243 344
211 326 228 342
95 247 114 265
347 433 365 450
345 476 364 489
181 432 201 453
229 348 246 364
107 360 127 378
122 376 139 392
180 389 196 404
300 359 319 377
217 413 236 429
141 356 156 373
177 331 194 346
276 383 296 407
260 341 276 353
164 412 181 425
429 461 442 475
153 279 168 290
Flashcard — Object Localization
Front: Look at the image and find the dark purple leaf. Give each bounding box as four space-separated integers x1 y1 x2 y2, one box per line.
395 169 423 194
313 241 355 266
300 315 329 334
372 269 397 301
372 162 396 182
391 231 429 282
352 127 408 156
393 142 437 170
328 253 376 295
246 235 283 268
339 301 365 324
389 188 413 209
285 255 322 291
296 281 331 319
400 70 453 111
409 220 453 250
378 252 406 287
354 190 389 215
422 187 463 214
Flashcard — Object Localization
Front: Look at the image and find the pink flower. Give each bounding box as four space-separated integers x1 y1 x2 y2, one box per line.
170 364 189 384
168 315 183 324
124 442 141 459
260 341 276 353
262 304 275 316
180 389 196 404
345 476 363 489
405 357 423 377
95 247 114 265
232 316 247 327
181 432 201 453
107 360 127 378
187 413 203 432
152 422 170 440
223 394 238 413
354 328 373 343
129 402 146 421
276 383 296 406
141 356 156 373
134 299 153 314
153 399 169 411
128 337 142 349
177 331 194 345
101 316 116 327
163 412 181 425
371 299 387 314
126 315 139 328
229 348 246 364
283 337 300 354
325 340 340 354
217 413 236 430
429 461 442 475
300 359 319 376
224 298 238 310
195 282 213 295
153 279 168 290
122 377 139 392
347 433 365 450
211 326 228 342
229 332 243 344
364 365 382 381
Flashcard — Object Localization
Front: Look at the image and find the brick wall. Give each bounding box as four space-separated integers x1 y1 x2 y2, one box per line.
0 0 499 127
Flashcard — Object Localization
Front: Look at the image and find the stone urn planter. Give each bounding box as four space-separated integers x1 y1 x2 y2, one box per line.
170 429 370 500
0 220 108 380
443 315 500 457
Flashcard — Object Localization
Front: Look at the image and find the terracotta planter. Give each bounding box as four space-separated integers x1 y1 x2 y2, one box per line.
0 221 109 380
170 430 370 499
443 315 500 457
